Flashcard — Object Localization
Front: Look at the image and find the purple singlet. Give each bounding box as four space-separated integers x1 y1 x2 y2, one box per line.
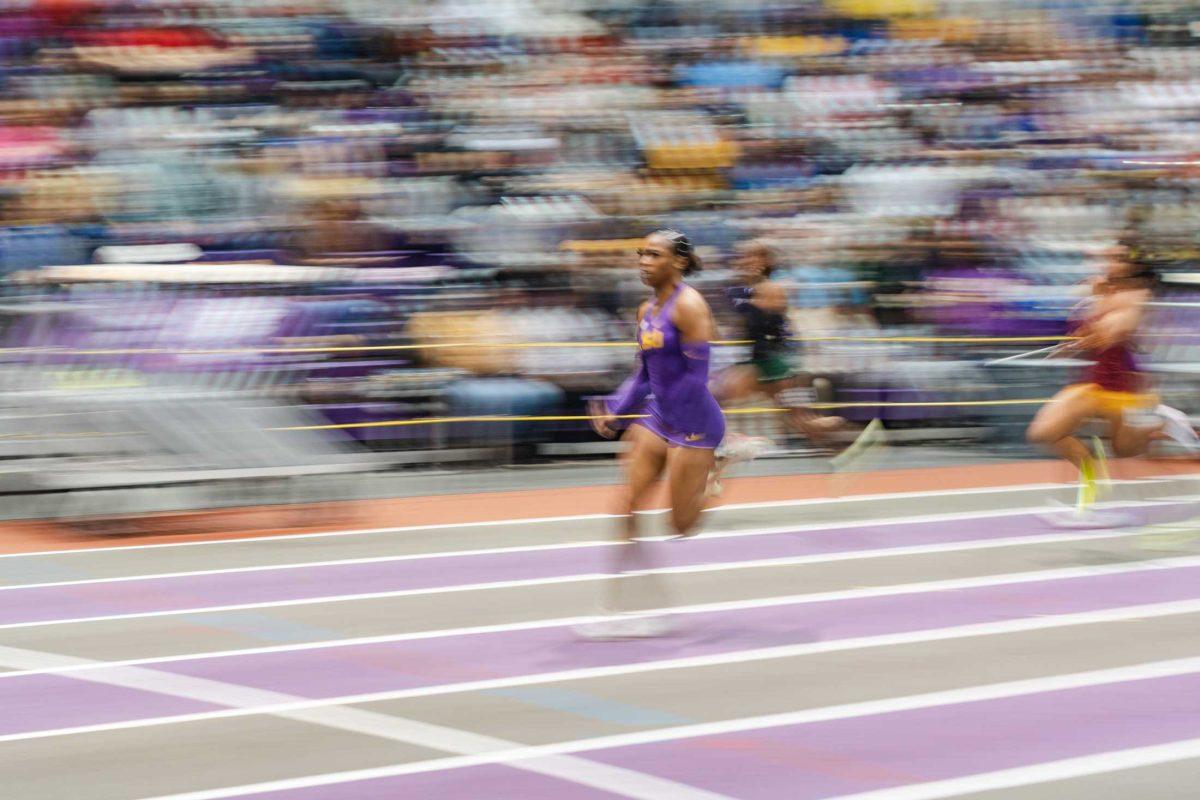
608 284 726 449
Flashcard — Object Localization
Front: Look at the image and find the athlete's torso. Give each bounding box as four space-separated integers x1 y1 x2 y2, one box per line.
638 284 691 398
1078 291 1143 393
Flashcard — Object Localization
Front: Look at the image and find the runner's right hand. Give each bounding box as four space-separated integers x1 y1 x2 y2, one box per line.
588 399 618 439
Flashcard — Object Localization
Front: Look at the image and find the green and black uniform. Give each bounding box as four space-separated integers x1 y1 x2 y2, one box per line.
731 285 793 382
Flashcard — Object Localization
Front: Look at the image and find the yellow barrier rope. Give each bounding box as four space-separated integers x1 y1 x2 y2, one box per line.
272 398 1050 432
6 398 1051 438
803 335 1074 344
0 335 1074 357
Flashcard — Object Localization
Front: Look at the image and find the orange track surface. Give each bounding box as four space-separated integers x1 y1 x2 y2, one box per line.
1 459 1194 555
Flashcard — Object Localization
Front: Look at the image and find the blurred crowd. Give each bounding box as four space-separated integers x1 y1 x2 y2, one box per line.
0 0 1199 470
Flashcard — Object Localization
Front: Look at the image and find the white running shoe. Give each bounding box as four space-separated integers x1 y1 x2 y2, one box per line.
715 433 772 464
1039 501 1136 530
1156 405 1200 449
709 434 772 497
830 418 886 472
573 613 673 640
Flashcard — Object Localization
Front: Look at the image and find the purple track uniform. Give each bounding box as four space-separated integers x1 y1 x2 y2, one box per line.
606 284 726 449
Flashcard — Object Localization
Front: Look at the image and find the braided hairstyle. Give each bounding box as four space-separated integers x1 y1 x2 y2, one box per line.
653 229 702 276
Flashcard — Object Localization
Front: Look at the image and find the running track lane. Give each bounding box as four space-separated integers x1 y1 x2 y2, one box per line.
161 669 1200 800
1 506 1185 628
3 459 1193 556
6 560 1200 738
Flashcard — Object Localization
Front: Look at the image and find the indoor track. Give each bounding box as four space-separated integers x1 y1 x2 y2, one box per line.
3 464 1200 800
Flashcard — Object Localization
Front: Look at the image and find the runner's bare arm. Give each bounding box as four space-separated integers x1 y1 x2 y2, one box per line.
673 288 715 344
750 281 788 314
592 301 654 438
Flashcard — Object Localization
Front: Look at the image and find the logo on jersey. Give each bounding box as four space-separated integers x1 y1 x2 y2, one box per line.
639 329 664 351
684 433 705 442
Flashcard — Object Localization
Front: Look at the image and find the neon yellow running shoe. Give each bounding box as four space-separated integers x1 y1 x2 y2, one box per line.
1076 456 1097 513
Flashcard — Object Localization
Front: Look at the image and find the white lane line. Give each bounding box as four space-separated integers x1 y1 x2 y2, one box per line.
8 594 1200 747
7 551 1200 682
822 739 1200 799
8 549 1200 680
0 524 1159 632
9 594 1200 743
0 503 1072 592
0 480 1097 560
0 645 730 800
130 656 1200 800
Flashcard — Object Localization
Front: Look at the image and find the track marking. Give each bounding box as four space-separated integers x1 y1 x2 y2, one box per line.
8 551 1200 681
0 644 729 800
7 577 1200 744
126 656 1200 800
821 739 1200 799
0 524 1161 632
0 479 1121 560
0 503 1092 592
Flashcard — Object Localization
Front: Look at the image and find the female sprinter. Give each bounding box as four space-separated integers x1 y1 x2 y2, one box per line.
580 229 724 637
708 239 858 495
1026 246 1188 516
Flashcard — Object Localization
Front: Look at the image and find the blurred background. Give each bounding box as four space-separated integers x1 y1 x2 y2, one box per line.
1 0 1199 522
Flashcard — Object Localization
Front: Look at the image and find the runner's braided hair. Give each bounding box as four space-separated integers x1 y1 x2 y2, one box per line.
653 229 702 276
